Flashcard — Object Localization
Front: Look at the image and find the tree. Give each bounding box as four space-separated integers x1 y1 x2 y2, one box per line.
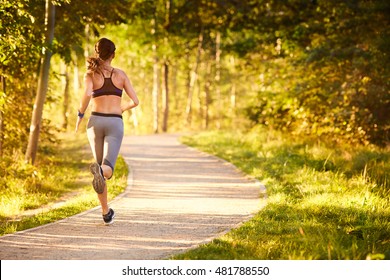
60 63 70 130
25 0 55 164
185 29 203 125
239 0 390 146
151 8 159 133
161 0 172 132
0 75 5 157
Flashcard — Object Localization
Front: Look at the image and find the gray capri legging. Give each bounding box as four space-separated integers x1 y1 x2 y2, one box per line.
87 112 124 177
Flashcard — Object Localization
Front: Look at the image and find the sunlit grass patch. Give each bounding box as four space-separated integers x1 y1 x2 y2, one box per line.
175 129 390 260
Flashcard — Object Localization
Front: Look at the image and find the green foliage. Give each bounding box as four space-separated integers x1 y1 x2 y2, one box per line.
116 0 389 144
242 0 390 146
0 134 88 218
0 0 137 156
54 0 132 62
175 130 390 259
0 0 43 153
2 0 388 154
0 0 42 73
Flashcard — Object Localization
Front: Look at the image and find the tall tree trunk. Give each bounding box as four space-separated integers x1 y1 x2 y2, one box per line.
25 0 55 164
229 56 236 115
197 71 203 123
151 15 159 134
185 43 191 121
61 63 70 130
72 52 80 94
185 29 203 125
172 63 178 111
84 24 92 59
215 31 221 129
203 62 211 129
131 108 139 133
152 48 159 134
0 75 5 157
162 62 169 132
161 0 171 133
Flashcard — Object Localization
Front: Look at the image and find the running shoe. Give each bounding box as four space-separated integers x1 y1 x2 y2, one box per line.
103 208 115 225
90 162 106 194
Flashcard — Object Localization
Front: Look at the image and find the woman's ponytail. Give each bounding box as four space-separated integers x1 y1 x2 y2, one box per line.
87 57 101 73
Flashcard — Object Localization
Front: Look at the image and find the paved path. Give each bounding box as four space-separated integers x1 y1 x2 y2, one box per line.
0 134 265 260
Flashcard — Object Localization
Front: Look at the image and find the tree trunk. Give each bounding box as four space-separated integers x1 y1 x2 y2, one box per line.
185 29 203 125
84 24 92 59
229 56 236 115
131 108 139 133
162 62 169 132
0 75 5 157
151 16 159 134
197 71 203 123
152 49 159 134
72 53 80 94
172 63 178 111
25 0 55 164
215 31 221 129
161 0 171 133
61 63 70 130
203 62 211 129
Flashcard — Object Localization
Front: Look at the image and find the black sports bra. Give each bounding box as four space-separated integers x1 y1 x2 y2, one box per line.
91 69 122 98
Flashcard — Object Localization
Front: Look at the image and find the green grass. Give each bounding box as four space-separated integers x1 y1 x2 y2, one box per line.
174 129 390 260
0 132 128 236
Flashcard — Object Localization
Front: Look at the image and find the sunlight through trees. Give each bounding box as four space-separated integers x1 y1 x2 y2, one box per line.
0 0 389 163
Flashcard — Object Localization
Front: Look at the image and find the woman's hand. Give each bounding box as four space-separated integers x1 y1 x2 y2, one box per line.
121 99 139 113
75 117 83 132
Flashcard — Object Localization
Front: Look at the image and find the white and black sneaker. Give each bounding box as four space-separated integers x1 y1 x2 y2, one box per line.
90 162 106 194
103 208 115 225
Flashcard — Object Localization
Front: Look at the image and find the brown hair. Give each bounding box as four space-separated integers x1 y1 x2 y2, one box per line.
87 38 116 73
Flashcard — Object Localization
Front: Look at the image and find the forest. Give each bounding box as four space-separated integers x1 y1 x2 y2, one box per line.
0 0 388 163
0 0 389 260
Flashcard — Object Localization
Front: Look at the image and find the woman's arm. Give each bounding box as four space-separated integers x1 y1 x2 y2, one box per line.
121 72 139 113
75 73 93 132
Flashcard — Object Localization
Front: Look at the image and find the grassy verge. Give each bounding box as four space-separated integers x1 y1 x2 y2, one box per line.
0 132 128 236
174 129 390 260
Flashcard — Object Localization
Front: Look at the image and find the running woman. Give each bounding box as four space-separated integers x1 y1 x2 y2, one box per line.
75 38 139 225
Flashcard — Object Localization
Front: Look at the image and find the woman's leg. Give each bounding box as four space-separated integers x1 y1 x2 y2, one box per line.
97 184 109 215
87 116 108 214
101 118 124 180
86 116 104 166
87 115 123 218
101 164 113 179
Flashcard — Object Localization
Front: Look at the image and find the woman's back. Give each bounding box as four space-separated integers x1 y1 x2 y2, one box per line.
88 67 126 115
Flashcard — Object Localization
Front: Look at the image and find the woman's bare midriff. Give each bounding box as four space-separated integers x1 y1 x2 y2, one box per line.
92 95 122 115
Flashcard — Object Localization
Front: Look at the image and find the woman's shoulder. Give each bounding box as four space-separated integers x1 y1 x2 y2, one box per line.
113 68 129 81
113 67 126 75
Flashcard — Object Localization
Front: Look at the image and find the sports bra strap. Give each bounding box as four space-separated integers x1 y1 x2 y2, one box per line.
91 67 122 98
